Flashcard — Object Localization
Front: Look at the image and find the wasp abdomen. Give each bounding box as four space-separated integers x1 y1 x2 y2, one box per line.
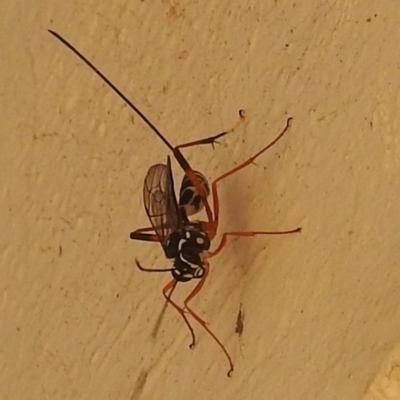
179 171 210 217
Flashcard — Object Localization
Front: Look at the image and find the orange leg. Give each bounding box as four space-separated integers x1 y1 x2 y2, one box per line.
162 279 196 347
182 262 235 377
210 228 301 257
129 226 159 242
211 117 293 225
132 226 155 233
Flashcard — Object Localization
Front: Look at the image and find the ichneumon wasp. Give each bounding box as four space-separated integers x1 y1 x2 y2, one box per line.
49 30 301 377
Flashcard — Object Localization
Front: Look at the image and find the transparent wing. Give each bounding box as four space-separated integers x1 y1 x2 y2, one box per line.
143 156 181 253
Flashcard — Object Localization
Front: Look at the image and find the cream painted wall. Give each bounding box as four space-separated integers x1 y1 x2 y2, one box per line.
1 1 400 399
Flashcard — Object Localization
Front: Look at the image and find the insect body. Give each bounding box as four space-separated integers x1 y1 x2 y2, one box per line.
49 30 301 377
137 158 210 282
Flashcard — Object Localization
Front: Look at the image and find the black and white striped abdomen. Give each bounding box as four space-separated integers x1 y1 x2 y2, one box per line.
178 171 210 217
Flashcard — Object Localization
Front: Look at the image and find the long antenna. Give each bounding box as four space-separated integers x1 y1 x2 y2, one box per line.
48 30 174 152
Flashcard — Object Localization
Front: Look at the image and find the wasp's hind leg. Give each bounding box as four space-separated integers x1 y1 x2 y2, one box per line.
210 117 293 223
129 226 160 243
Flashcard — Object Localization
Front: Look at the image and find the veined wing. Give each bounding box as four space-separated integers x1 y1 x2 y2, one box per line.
143 156 182 254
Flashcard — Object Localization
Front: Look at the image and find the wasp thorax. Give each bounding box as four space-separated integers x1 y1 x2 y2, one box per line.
179 171 210 217
184 224 211 251
179 228 210 265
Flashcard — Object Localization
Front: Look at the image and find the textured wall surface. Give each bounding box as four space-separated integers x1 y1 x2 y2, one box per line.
1 1 400 399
